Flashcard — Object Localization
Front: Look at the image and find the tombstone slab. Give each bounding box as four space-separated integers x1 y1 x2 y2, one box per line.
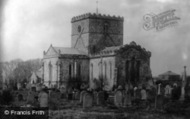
80 90 87 104
97 91 105 106
114 90 123 107
156 95 164 109
83 92 93 108
38 92 48 107
123 91 132 106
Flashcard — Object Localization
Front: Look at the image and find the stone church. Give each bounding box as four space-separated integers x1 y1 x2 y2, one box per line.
42 13 152 91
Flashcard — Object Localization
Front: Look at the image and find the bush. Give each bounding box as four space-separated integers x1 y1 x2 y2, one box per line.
0 90 14 106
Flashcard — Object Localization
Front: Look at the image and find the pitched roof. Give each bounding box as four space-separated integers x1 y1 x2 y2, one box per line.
101 46 121 53
53 47 87 55
35 69 42 79
159 71 179 76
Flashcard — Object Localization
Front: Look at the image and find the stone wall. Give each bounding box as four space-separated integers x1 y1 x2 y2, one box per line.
89 56 115 91
115 42 152 88
59 57 89 89
43 57 59 88
71 13 124 55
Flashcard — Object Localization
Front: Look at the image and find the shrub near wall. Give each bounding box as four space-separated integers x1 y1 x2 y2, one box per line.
0 90 14 106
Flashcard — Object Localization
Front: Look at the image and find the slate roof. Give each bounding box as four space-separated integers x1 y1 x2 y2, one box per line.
159 71 179 76
100 46 121 53
35 68 43 79
53 47 87 55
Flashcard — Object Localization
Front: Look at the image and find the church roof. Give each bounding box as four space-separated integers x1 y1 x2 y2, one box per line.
159 71 179 76
53 47 87 55
101 46 121 53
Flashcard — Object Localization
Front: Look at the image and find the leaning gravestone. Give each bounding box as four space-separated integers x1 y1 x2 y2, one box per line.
114 90 123 107
83 92 93 108
80 90 87 104
97 91 105 106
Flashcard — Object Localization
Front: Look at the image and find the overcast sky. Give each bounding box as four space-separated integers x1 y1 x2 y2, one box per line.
1 0 190 76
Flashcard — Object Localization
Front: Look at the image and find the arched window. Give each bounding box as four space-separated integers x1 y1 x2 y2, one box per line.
49 62 52 84
104 62 107 80
110 61 112 79
77 63 81 78
98 62 102 77
69 64 72 79
91 63 93 80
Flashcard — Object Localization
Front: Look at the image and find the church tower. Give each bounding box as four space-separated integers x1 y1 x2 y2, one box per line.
71 13 124 55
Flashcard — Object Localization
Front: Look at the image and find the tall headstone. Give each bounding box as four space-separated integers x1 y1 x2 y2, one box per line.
141 89 147 100
83 92 93 108
74 91 80 100
96 91 105 106
114 90 123 107
156 95 164 109
123 90 132 107
80 90 87 104
27 91 35 104
165 85 172 97
38 91 48 108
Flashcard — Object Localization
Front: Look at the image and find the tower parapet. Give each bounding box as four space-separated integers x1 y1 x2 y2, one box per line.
71 13 124 23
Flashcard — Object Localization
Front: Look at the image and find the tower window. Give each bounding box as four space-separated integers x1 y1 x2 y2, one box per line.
91 64 93 80
78 25 81 33
69 64 72 78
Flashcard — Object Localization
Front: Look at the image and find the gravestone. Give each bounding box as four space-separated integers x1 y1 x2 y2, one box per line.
171 86 181 101
31 87 36 92
50 91 61 103
18 94 24 101
97 91 105 106
114 90 123 107
156 95 164 109
83 92 93 108
67 87 73 100
123 91 132 106
141 89 147 100
185 86 190 101
27 91 35 104
136 89 141 100
61 93 67 99
74 91 80 100
165 85 172 97
38 91 48 107
36 85 42 92
80 90 87 104
93 91 98 105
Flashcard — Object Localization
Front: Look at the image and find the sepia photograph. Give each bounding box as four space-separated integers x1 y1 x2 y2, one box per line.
0 0 190 119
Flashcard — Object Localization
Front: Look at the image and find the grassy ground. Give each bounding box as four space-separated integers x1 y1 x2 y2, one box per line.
48 99 189 119
5 91 190 119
